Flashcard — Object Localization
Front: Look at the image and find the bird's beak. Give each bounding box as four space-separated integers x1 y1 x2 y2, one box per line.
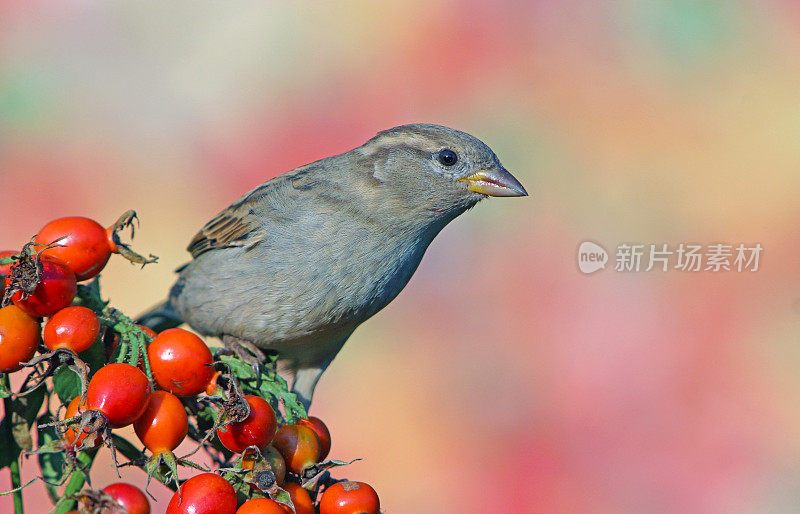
459 166 528 197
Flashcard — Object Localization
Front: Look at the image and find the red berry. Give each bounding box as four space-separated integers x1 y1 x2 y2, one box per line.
11 255 77 317
236 498 292 514
102 482 151 514
319 481 380 514
36 216 112 281
86 363 151 428
298 416 332 461
272 424 321 474
217 395 277 453
284 482 315 514
63 396 103 449
43 305 100 353
241 445 287 488
148 328 214 396
166 473 237 514
133 390 188 454
0 305 41 373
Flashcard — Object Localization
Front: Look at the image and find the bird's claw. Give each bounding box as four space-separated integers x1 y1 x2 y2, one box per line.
220 335 266 374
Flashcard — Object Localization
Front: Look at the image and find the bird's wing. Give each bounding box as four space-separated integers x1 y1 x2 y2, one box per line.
187 165 322 259
187 208 258 258
187 179 281 258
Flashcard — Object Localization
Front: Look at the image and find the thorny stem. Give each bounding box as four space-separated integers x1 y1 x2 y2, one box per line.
75 282 155 383
3 374 23 514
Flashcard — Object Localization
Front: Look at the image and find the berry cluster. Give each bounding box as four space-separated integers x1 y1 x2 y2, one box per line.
0 213 380 514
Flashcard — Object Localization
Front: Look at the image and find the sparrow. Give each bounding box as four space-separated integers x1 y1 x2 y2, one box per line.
138 124 527 409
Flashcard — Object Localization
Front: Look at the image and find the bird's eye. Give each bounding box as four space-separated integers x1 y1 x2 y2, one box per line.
438 149 458 166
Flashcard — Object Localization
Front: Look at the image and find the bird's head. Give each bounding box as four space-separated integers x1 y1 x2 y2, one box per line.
355 124 527 220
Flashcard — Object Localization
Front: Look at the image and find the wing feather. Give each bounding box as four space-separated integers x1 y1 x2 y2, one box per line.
187 182 275 258
186 164 326 259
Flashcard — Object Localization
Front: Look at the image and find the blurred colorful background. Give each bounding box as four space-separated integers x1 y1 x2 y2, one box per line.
2 1 800 512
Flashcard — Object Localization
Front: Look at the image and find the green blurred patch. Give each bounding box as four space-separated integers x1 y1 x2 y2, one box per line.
0 66 56 127
626 0 743 66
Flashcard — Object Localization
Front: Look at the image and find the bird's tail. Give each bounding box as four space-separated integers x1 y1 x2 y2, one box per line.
136 300 183 333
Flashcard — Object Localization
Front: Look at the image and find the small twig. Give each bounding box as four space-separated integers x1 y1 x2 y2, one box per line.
107 210 159 267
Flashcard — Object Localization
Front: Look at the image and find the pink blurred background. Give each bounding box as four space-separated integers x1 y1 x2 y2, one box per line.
2 1 800 512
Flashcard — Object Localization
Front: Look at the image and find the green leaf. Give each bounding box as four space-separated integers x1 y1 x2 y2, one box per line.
53 365 82 405
218 354 307 423
78 333 106 379
10 384 45 451
1 363 43 511
0 384 46 465
272 486 295 511
258 375 306 423
300 458 361 490
37 414 66 503
111 434 144 464
74 280 106 312
17 383 46 426
0 374 11 398
188 403 218 439
219 354 255 379
0 414 22 469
